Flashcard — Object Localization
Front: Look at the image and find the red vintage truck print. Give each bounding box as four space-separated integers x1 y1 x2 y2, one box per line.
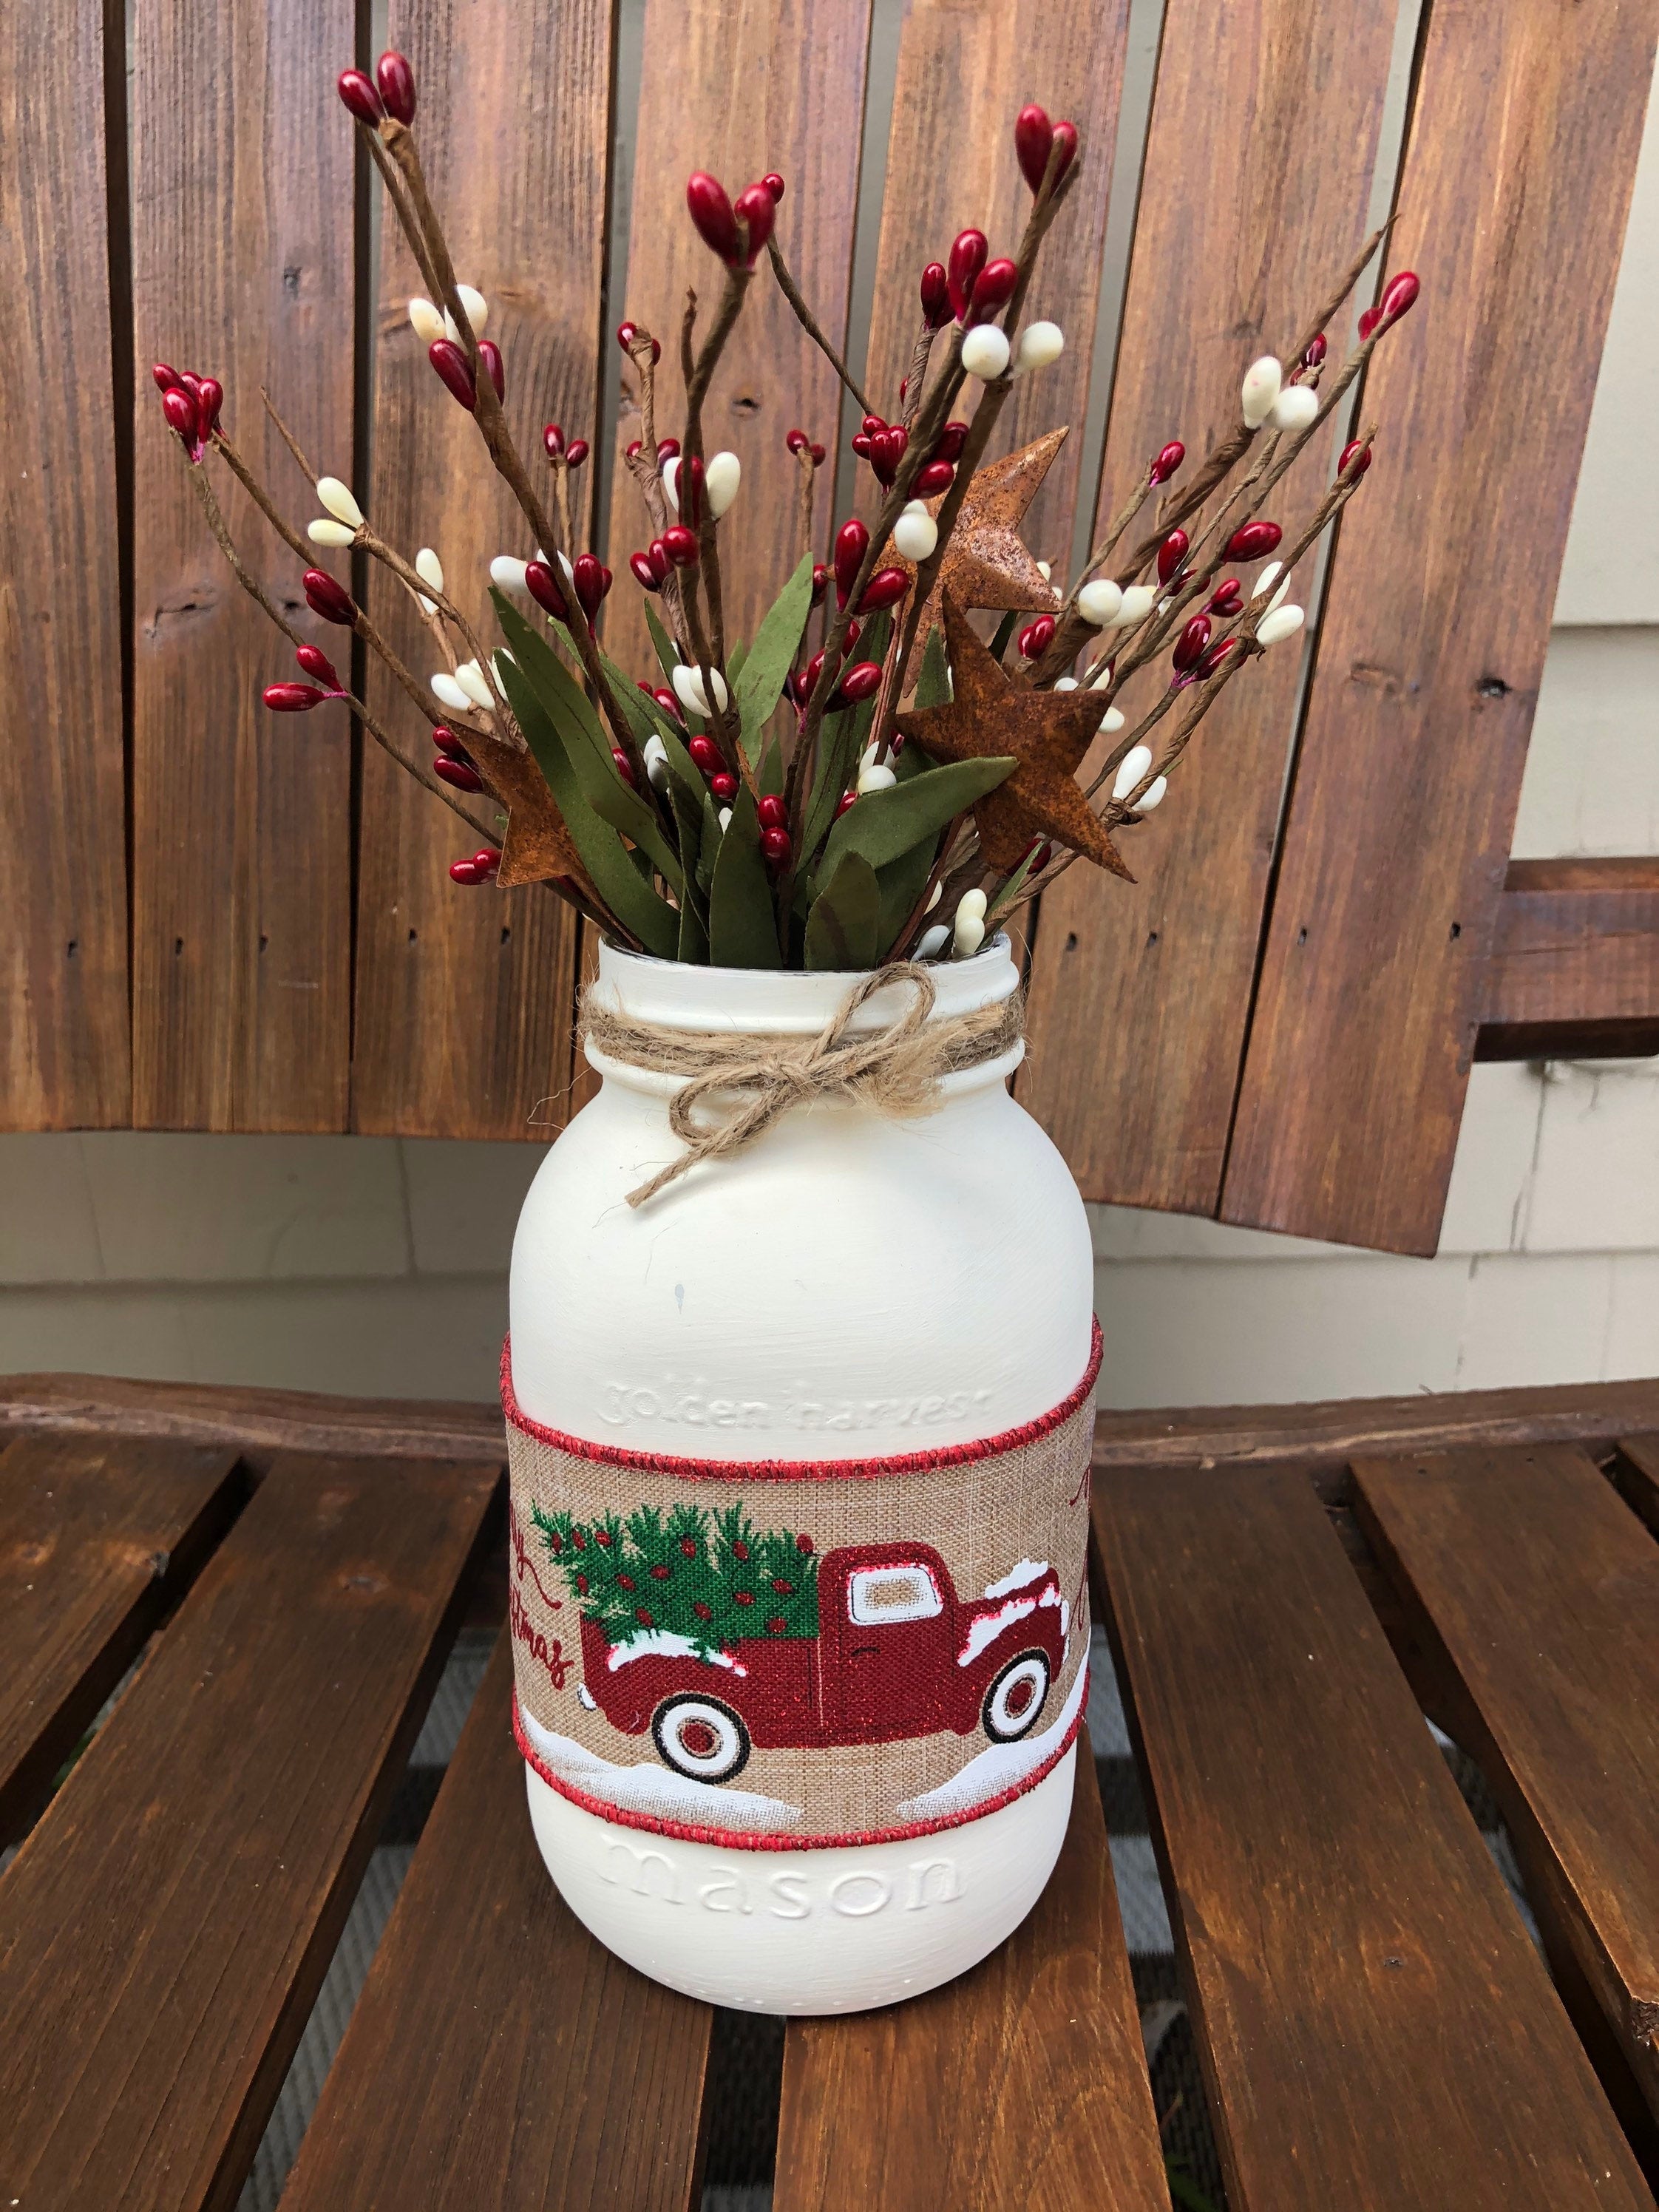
571 1539 1071 1785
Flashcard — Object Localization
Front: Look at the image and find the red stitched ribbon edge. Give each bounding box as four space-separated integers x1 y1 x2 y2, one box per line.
501 1314 1104 1482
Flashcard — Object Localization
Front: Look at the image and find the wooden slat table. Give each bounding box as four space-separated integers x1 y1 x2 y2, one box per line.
2 1371 1657 2210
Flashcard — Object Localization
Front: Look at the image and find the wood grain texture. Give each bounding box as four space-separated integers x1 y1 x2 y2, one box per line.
0 0 131 1128
1094 1463 1654 2210
129 0 355 1130
10 1368 1659 1482
857 0 1128 567
1221 0 1659 1254
350 0 608 1139
1017 0 1397 1210
281 1636 713 2212
601 0 874 682
773 1746 1167 2212
0 1451 498 2212
1353 1442 1659 2119
0 1434 240 1844
1477 857 1659 1059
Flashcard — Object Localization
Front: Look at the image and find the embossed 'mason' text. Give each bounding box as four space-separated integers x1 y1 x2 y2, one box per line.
598 1840 965 1917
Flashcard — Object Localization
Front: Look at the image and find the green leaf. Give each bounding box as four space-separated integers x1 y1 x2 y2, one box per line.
492 647 680 960
874 835 939 957
643 600 682 688
913 626 950 709
983 841 1040 929
677 886 708 963
490 591 608 760
726 637 747 684
804 850 881 971
800 705 861 869
989 609 1020 664
708 785 782 968
758 733 784 799
821 755 1017 879
734 552 814 765
697 792 721 895
493 596 682 890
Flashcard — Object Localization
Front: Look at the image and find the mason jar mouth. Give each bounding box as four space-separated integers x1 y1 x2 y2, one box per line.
590 934 1020 1039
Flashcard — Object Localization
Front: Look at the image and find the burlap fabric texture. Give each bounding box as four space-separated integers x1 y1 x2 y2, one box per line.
503 1322 1100 1848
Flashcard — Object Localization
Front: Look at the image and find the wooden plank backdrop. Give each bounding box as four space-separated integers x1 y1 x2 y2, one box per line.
856 0 1130 567
0 0 131 1130
600 0 875 683
351 0 611 1139
8 0 1658 1256
1219 0 1659 1254
129 0 356 1131
1017 0 1398 1212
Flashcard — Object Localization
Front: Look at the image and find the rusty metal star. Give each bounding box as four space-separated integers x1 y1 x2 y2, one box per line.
896 427 1068 641
467 730 586 891
894 591 1132 879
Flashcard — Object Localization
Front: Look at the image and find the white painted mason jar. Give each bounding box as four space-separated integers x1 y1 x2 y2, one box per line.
504 937 1098 2014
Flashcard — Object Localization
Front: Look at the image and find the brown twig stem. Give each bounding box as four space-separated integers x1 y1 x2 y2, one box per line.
766 233 873 415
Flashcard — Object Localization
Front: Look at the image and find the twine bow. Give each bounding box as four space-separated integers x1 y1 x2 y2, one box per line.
581 962 1025 1207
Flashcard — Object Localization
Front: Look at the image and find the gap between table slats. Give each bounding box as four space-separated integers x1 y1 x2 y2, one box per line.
0 1432 243 1845
1351 1441 1659 2143
773 1743 1168 2212
0 1449 499 2212
279 1633 714 2212
1093 1461 1654 2210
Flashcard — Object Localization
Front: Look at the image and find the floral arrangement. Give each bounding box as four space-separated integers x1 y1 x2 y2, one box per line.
156 49 1419 972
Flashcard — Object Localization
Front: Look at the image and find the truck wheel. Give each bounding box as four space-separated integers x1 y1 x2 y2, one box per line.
982 1651 1051 1743
651 1694 752 1782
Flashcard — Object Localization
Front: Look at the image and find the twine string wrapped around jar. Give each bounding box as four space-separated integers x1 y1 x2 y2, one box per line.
580 961 1025 1206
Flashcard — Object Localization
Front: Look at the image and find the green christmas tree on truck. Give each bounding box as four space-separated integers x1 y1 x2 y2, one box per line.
534 1499 819 1660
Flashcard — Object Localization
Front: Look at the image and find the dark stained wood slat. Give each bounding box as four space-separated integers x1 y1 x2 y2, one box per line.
129 0 355 1130
1221 0 1659 1254
1353 1442 1659 2120
858 0 1128 567
13 1368 1659 1482
351 0 608 1140
601 0 874 683
0 0 131 1129
1094 1464 1654 2211
0 1434 241 1845
0 1451 499 2212
1018 0 1397 1210
1476 858 1659 1063
1614 1435 1659 1541
773 1746 1167 2212
281 1635 712 2212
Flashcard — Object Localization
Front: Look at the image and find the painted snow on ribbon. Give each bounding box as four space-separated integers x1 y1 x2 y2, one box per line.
605 1629 747 1675
520 1704 803 1830
983 1557 1053 1600
897 1659 1088 1821
957 1592 1038 1666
